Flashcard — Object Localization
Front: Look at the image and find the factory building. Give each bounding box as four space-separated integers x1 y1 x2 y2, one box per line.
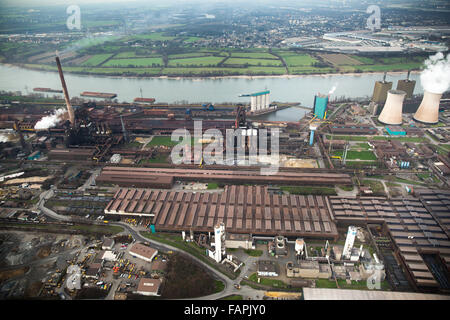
48 148 96 161
329 194 450 290
134 278 161 297
286 261 332 279
257 260 279 277
104 186 340 239
129 243 158 262
225 233 254 250
98 167 352 187
328 123 377 135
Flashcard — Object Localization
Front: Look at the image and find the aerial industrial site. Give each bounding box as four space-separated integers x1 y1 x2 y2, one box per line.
0 0 449 303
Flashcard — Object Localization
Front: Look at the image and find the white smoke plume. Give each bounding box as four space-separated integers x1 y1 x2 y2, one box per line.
328 83 338 95
420 52 450 94
0 134 9 143
34 109 67 130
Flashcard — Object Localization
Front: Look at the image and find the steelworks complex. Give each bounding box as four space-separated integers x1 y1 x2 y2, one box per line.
1 57 450 300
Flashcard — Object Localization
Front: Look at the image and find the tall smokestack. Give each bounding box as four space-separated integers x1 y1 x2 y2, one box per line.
413 91 442 124
55 56 75 126
378 90 406 125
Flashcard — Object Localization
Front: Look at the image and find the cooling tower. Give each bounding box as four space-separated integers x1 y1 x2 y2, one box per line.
378 90 406 125
413 90 442 124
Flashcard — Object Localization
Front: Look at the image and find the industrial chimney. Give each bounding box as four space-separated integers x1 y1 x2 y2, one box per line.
55 56 75 126
378 90 406 125
413 90 442 124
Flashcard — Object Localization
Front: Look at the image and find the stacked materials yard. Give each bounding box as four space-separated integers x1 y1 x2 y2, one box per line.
104 186 339 239
96 166 352 187
328 195 450 291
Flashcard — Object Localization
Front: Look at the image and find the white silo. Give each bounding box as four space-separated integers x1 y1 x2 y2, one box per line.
343 226 357 260
378 90 406 125
214 223 225 263
413 90 442 124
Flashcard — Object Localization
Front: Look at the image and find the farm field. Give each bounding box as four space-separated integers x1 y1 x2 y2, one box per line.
9 31 430 77
278 53 318 66
224 57 283 66
102 57 163 67
230 52 277 59
319 53 363 65
80 54 114 67
168 56 225 67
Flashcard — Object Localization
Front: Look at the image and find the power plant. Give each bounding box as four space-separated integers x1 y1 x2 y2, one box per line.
413 90 443 124
371 73 393 104
378 89 407 125
396 71 416 99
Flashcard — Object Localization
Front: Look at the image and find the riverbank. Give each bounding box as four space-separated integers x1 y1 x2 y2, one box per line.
0 63 424 107
5 62 421 81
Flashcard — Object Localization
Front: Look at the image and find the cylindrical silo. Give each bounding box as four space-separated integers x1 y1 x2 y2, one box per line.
413 90 442 124
378 90 406 125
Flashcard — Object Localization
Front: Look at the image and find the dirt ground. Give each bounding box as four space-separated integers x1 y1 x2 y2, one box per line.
0 266 29 283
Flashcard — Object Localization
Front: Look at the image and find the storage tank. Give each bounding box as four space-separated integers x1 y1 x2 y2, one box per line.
378 90 406 125
413 90 442 124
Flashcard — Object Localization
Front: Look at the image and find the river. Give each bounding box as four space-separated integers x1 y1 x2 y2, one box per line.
0 64 423 122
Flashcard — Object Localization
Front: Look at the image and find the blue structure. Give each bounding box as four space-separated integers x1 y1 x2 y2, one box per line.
27 151 41 160
150 225 156 233
202 103 215 111
309 129 315 146
386 126 406 136
314 95 328 119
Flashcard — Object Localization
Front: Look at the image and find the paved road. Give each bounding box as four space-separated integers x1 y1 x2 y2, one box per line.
36 194 265 300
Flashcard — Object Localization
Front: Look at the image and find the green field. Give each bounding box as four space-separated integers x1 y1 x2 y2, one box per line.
129 32 176 41
332 150 377 161
168 52 213 59
103 57 163 67
362 179 386 195
230 52 277 59
81 54 114 66
224 57 282 66
168 56 225 67
278 53 318 66
248 273 288 289
10 32 430 77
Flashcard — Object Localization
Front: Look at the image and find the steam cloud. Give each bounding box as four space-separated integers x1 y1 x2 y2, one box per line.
328 83 338 95
420 52 450 94
0 134 9 143
34 109 67 130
